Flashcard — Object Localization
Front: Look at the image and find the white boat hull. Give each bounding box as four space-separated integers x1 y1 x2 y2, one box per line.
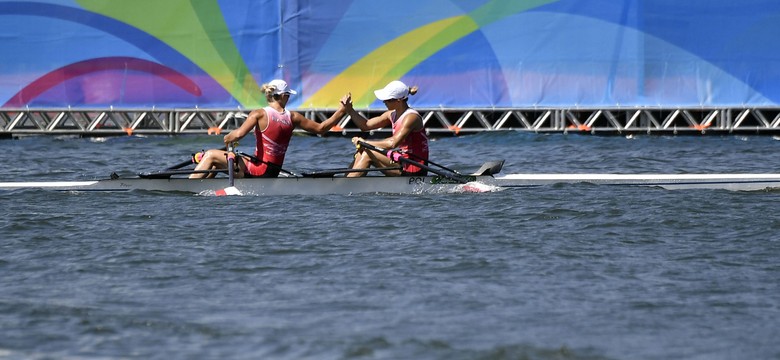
2 173 780 194
0 175 490 195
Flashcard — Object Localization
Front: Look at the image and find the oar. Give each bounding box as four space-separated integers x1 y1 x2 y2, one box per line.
139 169 227 179
216 143 242 196
421 156 463 175
166 146 228 170
395 148 464 176
166 158 195 170
302 166 400 178
356 141 470 184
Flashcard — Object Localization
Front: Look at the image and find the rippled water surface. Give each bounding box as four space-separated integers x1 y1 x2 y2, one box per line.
1 132 779 359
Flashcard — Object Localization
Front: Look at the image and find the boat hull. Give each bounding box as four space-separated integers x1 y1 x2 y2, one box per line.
2 173 780 194
0 175 484 195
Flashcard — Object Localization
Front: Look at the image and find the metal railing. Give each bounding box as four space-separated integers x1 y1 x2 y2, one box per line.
3 107 780 137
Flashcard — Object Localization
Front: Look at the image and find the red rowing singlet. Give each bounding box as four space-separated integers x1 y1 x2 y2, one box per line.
247 106 293 177
391 108 429 174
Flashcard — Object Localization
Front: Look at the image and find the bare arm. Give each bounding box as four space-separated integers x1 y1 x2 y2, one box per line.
352 112 422 152
375 112 422 149
341 92 391 131
223 109 265 146
292 106 347 135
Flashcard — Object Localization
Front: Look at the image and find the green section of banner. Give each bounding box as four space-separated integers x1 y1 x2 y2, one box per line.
77 0 265 107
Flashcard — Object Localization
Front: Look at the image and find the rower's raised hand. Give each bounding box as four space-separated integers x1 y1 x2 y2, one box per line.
340 92 353 110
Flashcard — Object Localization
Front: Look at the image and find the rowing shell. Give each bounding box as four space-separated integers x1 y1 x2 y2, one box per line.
1 172 780 194
0 175 496 195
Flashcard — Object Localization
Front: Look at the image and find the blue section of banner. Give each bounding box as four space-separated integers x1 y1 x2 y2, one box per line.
1 0 779 108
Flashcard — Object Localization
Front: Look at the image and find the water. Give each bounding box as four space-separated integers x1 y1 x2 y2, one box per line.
1 132 779 359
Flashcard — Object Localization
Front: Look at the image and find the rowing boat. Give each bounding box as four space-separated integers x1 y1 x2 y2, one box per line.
0 160 505 195
0 173 498 195
2 174 780 194
2 166 780 194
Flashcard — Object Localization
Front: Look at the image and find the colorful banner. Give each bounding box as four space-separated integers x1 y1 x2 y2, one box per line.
1 0 779 109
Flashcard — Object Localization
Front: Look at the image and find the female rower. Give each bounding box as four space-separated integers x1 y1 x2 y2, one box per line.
190 79 346 178
340 80 429 177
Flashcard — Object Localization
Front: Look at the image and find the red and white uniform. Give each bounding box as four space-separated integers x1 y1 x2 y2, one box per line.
246 106 294 177
391 109 429 174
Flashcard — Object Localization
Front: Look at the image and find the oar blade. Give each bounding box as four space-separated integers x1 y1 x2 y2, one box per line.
215 186 242 196
217 142 240 196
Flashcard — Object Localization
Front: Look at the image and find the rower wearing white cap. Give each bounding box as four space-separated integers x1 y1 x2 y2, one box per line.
190 79 346 178
340 80 429 177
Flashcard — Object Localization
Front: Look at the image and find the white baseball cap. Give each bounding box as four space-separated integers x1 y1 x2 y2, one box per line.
268 79 297 95
374 80 409 101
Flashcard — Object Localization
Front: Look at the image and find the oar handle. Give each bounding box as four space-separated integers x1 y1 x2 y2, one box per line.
355 140 386 153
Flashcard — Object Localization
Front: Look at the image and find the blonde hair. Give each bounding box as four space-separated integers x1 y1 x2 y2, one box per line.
261 83 279 102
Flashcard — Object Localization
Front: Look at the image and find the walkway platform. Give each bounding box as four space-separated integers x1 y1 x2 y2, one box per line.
2 108 780 137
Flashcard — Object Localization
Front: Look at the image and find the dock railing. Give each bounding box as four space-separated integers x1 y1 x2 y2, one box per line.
3 107 780 137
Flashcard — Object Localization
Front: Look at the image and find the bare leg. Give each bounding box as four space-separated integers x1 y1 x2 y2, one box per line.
368 150 402 176
346 151 372 177
347 149 401 177
189 150 249 179
189 149 228 179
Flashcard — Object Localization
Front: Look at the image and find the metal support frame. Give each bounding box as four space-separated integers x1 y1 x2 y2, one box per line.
2 108 780 137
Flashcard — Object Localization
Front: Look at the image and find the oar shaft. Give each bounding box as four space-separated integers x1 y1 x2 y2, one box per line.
302 166 400 177
227 145 236 187
397 157 468 184
403 151 461 175
139 169 226 179
356 141 468 184
166 146 227 170
166 158 194 170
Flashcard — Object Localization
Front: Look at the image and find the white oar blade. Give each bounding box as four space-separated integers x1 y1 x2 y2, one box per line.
215 186 242 196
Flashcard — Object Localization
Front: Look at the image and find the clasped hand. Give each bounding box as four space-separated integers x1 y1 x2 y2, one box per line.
340 93 353 110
